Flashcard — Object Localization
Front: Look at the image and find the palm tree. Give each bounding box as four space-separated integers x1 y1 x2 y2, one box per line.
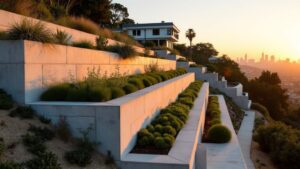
185 29 196 47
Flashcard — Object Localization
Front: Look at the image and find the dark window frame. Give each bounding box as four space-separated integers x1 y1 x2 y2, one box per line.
152 29 160 35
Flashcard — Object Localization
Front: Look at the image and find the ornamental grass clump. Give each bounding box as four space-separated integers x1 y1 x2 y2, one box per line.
6 19 53 43
134 81 203 153
107 44 137 59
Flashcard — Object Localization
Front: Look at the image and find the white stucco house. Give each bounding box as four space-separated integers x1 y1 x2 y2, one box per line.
121 22 180 49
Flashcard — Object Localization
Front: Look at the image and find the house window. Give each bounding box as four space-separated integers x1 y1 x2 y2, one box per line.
132 30 141 36
153 29 160 35
167 29 173 35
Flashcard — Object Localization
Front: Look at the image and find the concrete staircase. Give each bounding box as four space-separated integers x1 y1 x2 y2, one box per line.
155 50 252 110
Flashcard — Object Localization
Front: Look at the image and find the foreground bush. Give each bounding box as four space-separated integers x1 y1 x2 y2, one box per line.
0 161 22 169
107 44 137 59
26 152 61 169
72 40 94 49
41 68 187 102
6 19 53 43
207 125 231 143
251 102 272 121
135 81 203 151
254 122 300 169
0 89 14 110
9 106 35 119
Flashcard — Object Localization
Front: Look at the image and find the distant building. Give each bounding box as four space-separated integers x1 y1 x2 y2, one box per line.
121 22 180 49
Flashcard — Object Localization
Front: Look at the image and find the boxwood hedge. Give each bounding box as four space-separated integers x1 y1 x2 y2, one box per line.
41 68 187 102
135 80 203 150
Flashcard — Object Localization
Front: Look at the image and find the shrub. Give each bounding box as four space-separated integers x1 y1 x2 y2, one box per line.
209 119 221 126
0 139 4 158
88 87 112 102
40 83 70 101
6 19 53 43
162 125 177 136
0 90 14 110
207 125 231 143
111 87 126 99
58 16 99 34
251 102 272 121
22 133 45 155
0 161 22 169
144 63 162 73
38 115 51 124
107 44 137 59
123 83 138 94
141 77 153 87
9 106 35 119
177 97 194 109
72 40 94 49
53 29 71 45
96 36 108 50
154 137 169 149
65 149 91 167
28 125 55 141
26 152 61 169
128 78 145 90
55 117 71 142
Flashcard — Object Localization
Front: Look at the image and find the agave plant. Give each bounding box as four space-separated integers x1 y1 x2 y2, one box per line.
7 19 53 43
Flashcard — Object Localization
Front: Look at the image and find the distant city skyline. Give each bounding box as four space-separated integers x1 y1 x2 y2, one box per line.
113 0 300 61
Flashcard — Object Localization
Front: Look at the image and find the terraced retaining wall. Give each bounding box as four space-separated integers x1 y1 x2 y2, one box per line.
0 40 176 104
121 82 209 169
29 73 195 164
0 9 153 55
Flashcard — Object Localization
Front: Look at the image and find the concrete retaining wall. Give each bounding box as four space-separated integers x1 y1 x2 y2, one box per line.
121 83 209 169
29 73 195 163
0 10 152 55
0 40 176 104
189 67 251 110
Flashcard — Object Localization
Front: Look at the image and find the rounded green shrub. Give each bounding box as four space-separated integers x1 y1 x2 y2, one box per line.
41 84 70 101
162 125 177 136
154 124 163 133
111 87 125 99
128 78 145 89
209 110 221 118
163 134 175 146
177 97 194 109
209 119 221 126
154 137 169 149
157 73 168 81
207 125 231 143
147 124 155 133
148 73 163 82
66 87 88 101
88 87 112 102
138 136 153 146
142 77 153 87
153 132 161 137
138 128 150 138
123 83 138 94
65 149 91 167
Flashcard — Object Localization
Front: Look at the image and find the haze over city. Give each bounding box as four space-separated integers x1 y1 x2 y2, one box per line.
114 0 300 61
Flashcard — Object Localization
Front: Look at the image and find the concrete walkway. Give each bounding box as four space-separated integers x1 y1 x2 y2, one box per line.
237 111 256 169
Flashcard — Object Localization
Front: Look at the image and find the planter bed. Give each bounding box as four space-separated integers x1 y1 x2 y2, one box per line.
29 73 196 164
202 96 232 143
131 81 203 154
41 68 187 102
121 82 209 169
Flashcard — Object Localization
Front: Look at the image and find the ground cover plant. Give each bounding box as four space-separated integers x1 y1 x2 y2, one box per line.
202 96 231 143
0 89 14 110
41 68 187 102
131 80 203 154
253 122 300 169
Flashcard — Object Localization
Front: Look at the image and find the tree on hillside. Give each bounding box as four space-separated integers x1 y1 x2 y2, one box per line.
110 3 130 28
70 0 112 26
214 55 248 85
191 43 219 65
247 71 288 120
185 29 196 47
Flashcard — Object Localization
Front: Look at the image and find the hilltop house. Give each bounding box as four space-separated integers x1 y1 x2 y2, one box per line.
122 22 180 49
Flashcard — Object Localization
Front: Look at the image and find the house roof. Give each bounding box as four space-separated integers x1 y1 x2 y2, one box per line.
122 22 180 32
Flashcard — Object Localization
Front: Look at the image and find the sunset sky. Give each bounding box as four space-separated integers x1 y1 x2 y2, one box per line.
113 0 300 61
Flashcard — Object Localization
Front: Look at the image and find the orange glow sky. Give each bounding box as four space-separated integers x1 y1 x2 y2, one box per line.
113 0 300 61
